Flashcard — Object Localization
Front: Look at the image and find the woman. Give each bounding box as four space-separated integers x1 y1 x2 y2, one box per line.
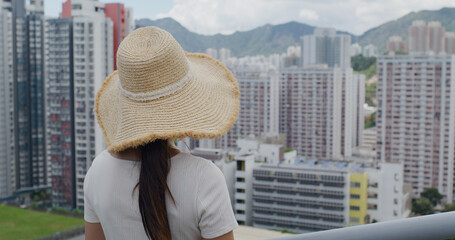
84 27 239 239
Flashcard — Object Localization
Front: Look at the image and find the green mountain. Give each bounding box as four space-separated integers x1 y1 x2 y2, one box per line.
135 7 455 56
135 18 353 57
358 7 455 51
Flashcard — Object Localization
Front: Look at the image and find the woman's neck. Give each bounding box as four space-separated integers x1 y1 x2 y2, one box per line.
111 143 181 161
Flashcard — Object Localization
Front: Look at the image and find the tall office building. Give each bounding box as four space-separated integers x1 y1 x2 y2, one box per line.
9 0 48 194
46 18 75 208
279 66 354 158
59 0 113 210
301 28 351 69
0 0 13 199
376 54 455 201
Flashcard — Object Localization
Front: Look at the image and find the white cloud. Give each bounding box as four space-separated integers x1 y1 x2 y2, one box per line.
156 0 455 35
299 9 319 21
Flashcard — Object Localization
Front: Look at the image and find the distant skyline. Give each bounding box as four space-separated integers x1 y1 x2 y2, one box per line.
45 0 455 36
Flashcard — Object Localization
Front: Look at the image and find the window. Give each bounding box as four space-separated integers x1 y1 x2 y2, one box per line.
350 182 361 188
350 217 359 223
350 194 360 199
350 205 360 211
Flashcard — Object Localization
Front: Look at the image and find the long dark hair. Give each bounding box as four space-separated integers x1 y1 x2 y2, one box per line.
135 139 176 240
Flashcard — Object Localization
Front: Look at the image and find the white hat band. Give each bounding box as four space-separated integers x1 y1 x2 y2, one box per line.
117 68 193 101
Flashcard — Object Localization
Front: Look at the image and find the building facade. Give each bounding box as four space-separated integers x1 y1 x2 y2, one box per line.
59 0 113 210
252 162 350 233
301 28 351 69
386 36 408 53
234 154 255 225
352 74 365 148
11 0 48 194
279 66 354 158
0 0 13 199
376 54 455 201
45 18 75 208
251 160 410 233
408 20 448 54
104 3 127 69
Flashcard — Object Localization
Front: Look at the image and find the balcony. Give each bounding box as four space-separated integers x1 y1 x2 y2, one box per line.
270 211 455 240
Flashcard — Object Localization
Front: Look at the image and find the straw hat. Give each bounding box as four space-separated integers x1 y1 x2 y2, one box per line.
95 27 239 153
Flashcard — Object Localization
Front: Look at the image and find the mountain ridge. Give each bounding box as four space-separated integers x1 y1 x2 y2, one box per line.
135 7 455 57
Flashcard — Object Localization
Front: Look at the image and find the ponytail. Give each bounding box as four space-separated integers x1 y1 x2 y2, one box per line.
136 139 175 240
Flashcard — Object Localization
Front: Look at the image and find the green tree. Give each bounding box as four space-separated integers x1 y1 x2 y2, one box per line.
351 55 377 72
421 188 443 206
442 203 455 212
412 198 434 215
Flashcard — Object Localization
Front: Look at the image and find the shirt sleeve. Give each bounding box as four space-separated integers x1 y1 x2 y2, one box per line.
197 162 238 239
83 170 100 223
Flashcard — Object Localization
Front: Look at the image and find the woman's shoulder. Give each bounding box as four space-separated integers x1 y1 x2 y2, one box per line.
171 152 224 183
173 152 218 170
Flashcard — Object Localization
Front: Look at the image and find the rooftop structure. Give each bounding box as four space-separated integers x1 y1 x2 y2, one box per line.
251 158 410 233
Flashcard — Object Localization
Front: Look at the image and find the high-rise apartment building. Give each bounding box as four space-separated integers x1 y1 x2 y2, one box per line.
445 32 455 55
205 48 218 59
58 0 113 210
386 36 408 53
227 66 279 148
301 28 351 69
104 3 127 69
351 43 362 56
219 48 231 63
124 7 134 34
46 18 75 208
427 21 445 54
202 64 279 150
377 54 455 201
279 66 354 158
10 0 48 194
362 44 378 58
352 74 365 148
0 0 13 199
408 20 428 53
408 20 446 54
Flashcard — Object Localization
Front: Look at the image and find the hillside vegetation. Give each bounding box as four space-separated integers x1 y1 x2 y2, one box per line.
136 8 455 56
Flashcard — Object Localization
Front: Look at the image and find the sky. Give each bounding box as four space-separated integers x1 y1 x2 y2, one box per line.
45 0 455 36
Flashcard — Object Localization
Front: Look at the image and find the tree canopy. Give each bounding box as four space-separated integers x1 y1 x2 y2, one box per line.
412 198 434 216
421 188 443 206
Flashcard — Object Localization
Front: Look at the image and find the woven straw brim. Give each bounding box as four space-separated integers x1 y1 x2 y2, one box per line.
96 53 239 153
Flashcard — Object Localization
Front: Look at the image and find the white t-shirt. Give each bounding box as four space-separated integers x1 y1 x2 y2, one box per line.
84 150 238 239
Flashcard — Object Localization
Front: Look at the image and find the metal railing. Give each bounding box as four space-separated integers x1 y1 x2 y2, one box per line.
270 211 455 240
